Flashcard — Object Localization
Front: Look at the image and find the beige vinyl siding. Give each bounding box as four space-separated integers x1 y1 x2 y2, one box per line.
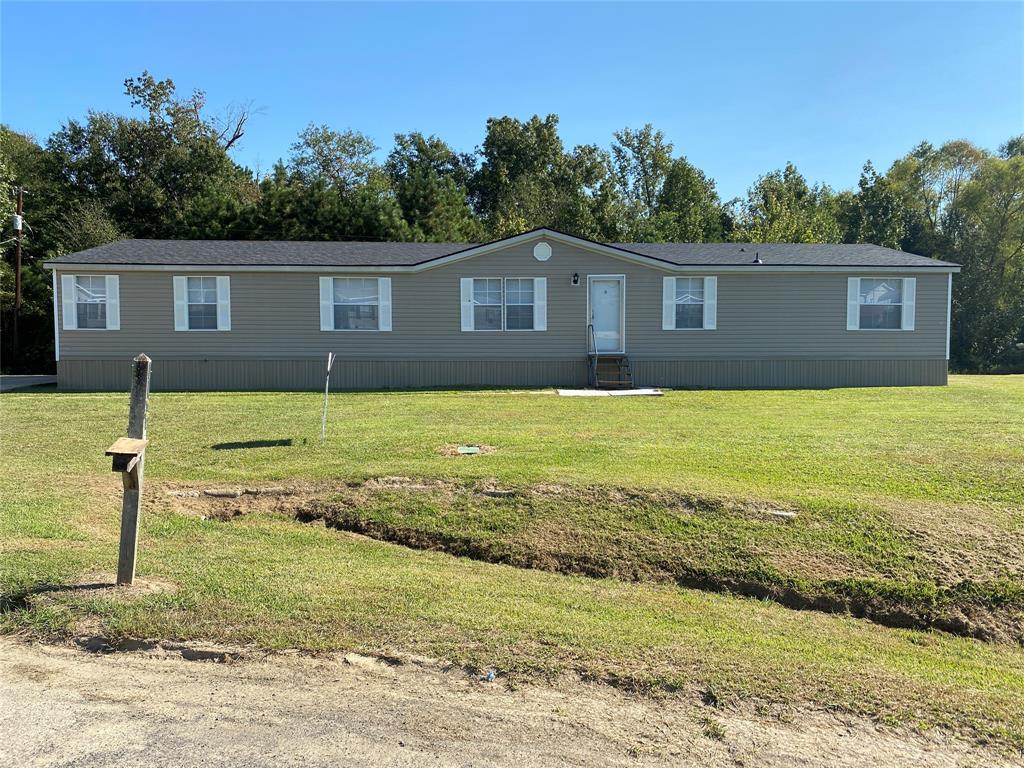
55 239 949 363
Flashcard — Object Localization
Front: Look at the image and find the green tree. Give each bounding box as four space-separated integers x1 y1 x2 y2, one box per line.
288 124 378 190
1000 135 1024 159
239 162 410 242
647 157 725 242
947 155 1024 370
887 139 987 254
611 124 674 221
46 71 256 238
0 130 15 223
470 115 624 239
733 163 841 243
0 128 126 371
385 133 481 241
840 161 907 248
470 114 565 236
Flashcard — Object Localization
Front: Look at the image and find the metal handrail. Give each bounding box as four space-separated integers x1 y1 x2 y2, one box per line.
587 322 599 388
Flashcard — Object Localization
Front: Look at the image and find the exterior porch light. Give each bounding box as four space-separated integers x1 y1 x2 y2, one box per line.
572 273 580 285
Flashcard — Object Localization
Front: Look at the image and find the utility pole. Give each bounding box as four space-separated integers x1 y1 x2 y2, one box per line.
12 187 24 362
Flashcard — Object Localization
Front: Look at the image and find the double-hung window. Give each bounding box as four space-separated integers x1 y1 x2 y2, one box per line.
75 275 107 328
460 278 546 332
662 276 717 330
504 278 536 330
173 276 231 331
319 277 392 331
472 278 503 331
187 277 219 330
847 277 915 331
60 274 120 330
334 278 378 330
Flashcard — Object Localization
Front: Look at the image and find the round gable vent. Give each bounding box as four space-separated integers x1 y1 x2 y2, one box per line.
533 241 552 261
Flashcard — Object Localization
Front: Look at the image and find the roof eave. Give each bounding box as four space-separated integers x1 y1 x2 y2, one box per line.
41 228 961 273
42 261 961 274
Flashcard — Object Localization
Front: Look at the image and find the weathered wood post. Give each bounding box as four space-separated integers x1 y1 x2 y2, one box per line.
105 354 152 586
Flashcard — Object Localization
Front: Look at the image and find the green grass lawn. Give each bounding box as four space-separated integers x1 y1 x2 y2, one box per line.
2 375 1024 749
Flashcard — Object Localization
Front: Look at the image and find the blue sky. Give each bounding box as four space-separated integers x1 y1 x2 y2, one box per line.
2 2 1021 200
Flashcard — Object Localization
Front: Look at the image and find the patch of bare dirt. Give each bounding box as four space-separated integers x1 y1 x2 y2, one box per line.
879 497 1024 583
0 637 1016 768
363 476 453 491
3 572 178 612
438 443 497 457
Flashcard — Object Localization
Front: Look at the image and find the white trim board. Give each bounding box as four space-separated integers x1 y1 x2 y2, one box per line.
44 262 961 275
946 273 952 360
51 270 60 362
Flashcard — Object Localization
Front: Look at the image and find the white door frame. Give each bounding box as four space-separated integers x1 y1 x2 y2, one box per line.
586 274 626 354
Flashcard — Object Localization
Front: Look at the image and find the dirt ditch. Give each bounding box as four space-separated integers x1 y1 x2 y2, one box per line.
164 479 1024 645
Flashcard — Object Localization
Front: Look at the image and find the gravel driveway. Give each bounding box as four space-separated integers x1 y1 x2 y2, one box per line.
0 638 1011 767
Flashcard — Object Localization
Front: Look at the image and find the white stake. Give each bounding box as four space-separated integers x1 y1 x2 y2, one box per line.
321 352 336 444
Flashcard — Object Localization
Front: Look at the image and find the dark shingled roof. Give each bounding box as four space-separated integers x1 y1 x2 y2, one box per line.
46 237 958 268
611 242 957 268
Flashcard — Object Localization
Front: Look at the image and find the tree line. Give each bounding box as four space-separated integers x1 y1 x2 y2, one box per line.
2 72 1021 373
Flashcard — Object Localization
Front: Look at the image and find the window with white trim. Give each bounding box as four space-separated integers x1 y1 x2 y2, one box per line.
847 277 915 331
74 275 108 329
473 278 503 331
61 274 120 331
504 278 535 330
673 277 704 329
858 278 902 329
461 277 547 332
662 276 717 330
333 277 379 330
187 276 218 330
173 275 230 331
319 277 392 331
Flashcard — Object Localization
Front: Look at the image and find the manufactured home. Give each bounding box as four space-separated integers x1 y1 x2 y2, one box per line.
44 228 959 391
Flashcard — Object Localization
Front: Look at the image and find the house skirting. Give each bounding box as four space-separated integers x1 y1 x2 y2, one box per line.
631 358 948 389
56 358 948 391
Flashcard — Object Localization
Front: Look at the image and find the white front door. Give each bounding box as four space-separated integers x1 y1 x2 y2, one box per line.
589 277 623 353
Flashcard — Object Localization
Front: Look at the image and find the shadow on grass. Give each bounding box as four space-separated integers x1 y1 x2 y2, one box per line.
0 581 114 613
211 439 293 450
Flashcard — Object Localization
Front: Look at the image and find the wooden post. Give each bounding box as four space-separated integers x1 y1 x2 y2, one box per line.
114 354 151 586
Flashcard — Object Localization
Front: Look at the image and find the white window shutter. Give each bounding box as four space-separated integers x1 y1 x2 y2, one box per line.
533 278 547 331
319 277 334 331
703 276 718 330
61 274 77 330
173 276 188 331
460 278 474 331
901 278 916 331
662 277 675 330
216 276 231 331
105 275 120 330
378 277 392 331
847 277 860 330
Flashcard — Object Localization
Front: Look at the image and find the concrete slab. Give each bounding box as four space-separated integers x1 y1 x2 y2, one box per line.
557 389 610 397
0 375 57 392
607 388 663 397
557 388 663 397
